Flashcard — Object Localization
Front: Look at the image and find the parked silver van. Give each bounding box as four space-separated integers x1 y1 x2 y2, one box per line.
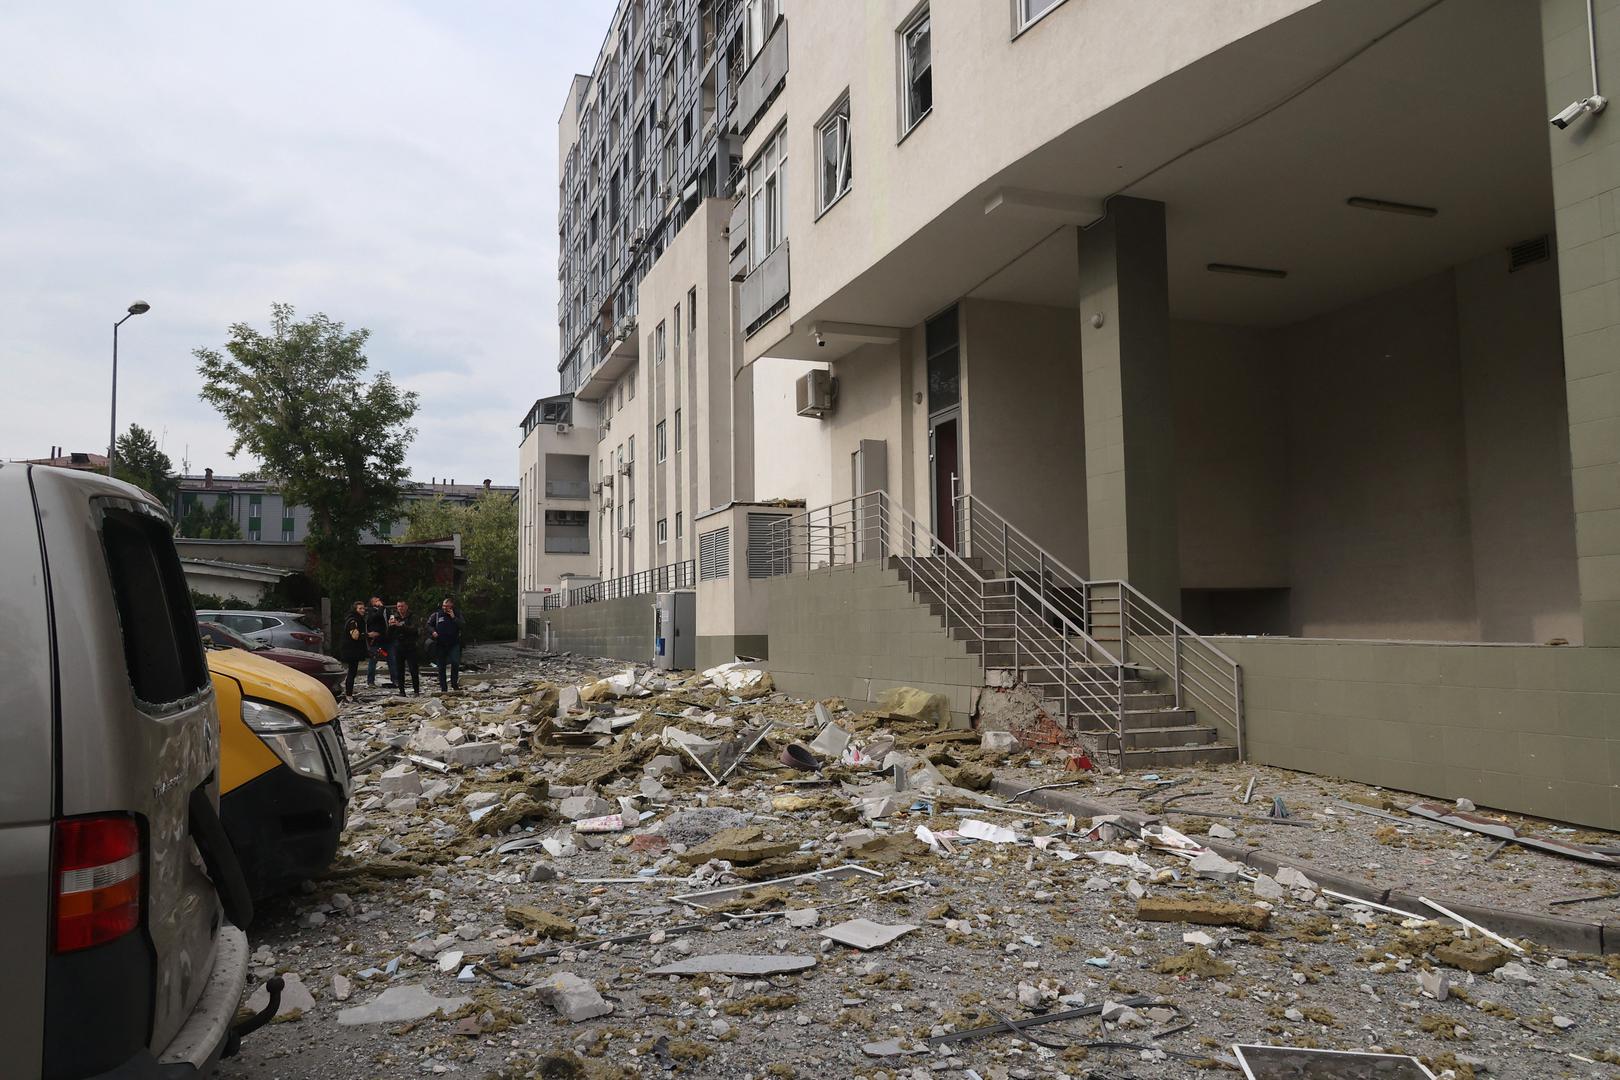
1 464 260 1078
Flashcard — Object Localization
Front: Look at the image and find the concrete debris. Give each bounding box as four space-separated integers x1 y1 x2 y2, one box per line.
445 741 503 767
1137 897 1272 931
1416 968 1450 1000
785 907 820 928
1190 850 1246 881
1207 822 1237 839
958 819 1019 844
377 764 421 795
1432 937 1509 974
504 906 577 939
808 721 850 759
535 972 613 1023
1251 874 1286 900
573 813 624 833
558 795 614 820
701 660 775 697
336 984 471 1026
818 918 918 950
979 730 1019 755
647 953 817 976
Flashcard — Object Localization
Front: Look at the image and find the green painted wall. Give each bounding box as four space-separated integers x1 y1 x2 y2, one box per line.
1222 636 1620 830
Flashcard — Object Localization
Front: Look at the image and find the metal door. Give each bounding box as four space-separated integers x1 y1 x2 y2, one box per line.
928 413 960 551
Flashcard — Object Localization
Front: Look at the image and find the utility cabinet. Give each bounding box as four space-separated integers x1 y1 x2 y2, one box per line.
652 590 696 670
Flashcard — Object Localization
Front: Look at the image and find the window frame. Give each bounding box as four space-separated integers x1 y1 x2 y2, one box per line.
656 419 668 463
747 125 787 270
1012 0 1067 37
815 93 853 218
657 517 668 544
899 6 933 138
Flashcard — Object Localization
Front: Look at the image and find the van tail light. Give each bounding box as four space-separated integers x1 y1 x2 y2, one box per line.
54 816 142 953
290 631 322 645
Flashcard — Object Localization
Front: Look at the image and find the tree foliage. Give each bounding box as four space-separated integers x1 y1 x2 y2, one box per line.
113 423 178 507
195 303 419 603
402 492 518 642
177 498 243 540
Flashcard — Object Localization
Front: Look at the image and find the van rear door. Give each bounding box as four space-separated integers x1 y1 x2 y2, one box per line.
31 469 222 1073
0 465 55 1079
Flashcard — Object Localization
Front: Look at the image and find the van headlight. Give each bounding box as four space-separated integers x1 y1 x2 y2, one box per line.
241 699 330 781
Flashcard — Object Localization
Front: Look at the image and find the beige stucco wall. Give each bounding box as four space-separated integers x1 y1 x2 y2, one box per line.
772 0 1319 333
960 299 1088 572
517 400 600 598
827 340 914 506
1224 635 1620 830
752 357 834 507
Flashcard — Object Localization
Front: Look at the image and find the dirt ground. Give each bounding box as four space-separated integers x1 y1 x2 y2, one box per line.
218 646 1620 1080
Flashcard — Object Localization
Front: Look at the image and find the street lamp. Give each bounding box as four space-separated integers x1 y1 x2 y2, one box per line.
108 300 151 476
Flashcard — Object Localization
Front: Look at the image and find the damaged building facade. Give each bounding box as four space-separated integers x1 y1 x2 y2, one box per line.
520 0 831 663
532 0 1620 830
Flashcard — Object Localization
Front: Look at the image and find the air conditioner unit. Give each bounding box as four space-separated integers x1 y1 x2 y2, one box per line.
591 480 604 494
619 525 635 538
601 475 614 488
618 461 633 477
795 369 837 419
556 422 573 435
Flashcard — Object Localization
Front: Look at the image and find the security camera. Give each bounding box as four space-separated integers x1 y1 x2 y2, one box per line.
1551 95 1606 129
813 329 826 348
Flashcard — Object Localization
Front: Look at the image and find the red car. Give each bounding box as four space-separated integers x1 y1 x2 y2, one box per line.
197 619 347 697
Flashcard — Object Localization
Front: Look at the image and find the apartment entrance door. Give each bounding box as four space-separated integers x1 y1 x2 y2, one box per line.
929 413 960 551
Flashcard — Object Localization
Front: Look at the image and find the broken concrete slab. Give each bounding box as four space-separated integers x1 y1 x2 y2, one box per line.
808 722 850 759
785 907 820 928
675 826 798 865
1137 897 1272 931
819 918 918 951
1190 850 1246 881
445 742 503 767
335 984 471 1026
558 794 615 820
535 971 612 1023
504 905 578 939
378 764 422 795
1432 937 1509 974
647 953 817 977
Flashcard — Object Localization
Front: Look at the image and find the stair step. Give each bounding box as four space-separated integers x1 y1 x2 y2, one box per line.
1112 725 1218 750
1121 744 1239 768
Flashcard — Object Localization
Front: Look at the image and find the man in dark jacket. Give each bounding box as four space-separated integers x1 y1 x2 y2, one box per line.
427 596 464 692
386 600 422 696
340 600 369 700
365 596 390 687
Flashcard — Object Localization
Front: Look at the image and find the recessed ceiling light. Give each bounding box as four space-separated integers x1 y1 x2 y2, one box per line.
1347 196 1438 218
1207 262 1287 279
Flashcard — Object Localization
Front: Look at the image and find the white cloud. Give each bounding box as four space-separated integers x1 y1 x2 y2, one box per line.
0 0 612 483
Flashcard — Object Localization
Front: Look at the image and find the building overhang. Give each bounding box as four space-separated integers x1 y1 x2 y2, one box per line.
574 327 640 401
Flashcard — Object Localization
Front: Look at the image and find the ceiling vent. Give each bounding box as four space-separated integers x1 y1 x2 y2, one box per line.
1508 235 1551 273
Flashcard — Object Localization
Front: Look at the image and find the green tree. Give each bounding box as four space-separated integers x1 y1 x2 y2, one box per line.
177 498 243 540
195 303 419 605
402 492 518 641
113 423 178 507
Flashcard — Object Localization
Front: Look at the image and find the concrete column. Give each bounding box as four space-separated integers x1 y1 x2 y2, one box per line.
731 359 757 504
1543 0 1620 644
1078 196 1180 612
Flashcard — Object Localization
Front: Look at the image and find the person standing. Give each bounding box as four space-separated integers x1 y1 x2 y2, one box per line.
364 596 390 687
339 600 368 700
427 596 464 692
386 600 421 696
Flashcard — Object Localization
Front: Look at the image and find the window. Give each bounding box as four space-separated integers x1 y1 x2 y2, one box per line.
1015 0 1065 32
926 305 960 413
656 420 668 462
699 526 730 580
745 0 780 59
655 320 666 365
674 408 683 452
901 8 932 134
545 509 591 554
616 382 624 411
627 435 634 462
675 511 683 538
688 288 697 334
672 304 681 360
99 505 209 709
627 498 635 532
281 516 295 541
627 368 635 401
817 95 852 213
748 127 786 269
657 518 668 544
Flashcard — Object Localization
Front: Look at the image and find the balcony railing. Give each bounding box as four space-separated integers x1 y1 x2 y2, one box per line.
545 479 591 499
541 560 696 609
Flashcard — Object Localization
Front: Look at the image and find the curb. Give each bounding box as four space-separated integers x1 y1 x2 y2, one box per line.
990 778 1614 956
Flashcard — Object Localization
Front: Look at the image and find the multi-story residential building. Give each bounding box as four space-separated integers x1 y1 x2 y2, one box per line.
525 0 829 656
729 0 1620 830
174 471 515 543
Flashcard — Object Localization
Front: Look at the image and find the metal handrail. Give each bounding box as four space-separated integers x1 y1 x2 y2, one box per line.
552 560 696 608
957 494 1244 758
765 492 1129 764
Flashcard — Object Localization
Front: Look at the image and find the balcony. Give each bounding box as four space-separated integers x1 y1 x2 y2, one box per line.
574 316 639 402
733 18 788 138
740 241 789 334
545 479 591 500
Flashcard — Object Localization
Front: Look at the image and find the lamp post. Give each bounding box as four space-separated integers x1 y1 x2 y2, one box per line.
108 300 151 476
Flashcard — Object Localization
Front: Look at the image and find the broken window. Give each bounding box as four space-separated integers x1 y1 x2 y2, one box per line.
100 504 209 709
901 9 931 134
817 95 852 213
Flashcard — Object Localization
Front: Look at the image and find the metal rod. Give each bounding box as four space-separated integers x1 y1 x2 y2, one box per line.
1590 0 1602 97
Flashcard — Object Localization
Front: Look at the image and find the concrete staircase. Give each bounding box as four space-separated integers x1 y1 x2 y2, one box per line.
892 554 1237 767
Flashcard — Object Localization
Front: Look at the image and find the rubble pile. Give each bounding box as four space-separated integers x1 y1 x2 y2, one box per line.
218 646 1620 1080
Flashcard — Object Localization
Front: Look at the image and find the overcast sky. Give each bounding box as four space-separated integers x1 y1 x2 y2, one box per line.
0 1 612 486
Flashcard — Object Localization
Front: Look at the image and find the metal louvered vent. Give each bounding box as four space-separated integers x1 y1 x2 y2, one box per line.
1508 235 1550 273
746 513 789 578
698 526 730 580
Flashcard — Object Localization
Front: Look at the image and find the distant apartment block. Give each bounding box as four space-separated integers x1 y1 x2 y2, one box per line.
175 470 515 543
